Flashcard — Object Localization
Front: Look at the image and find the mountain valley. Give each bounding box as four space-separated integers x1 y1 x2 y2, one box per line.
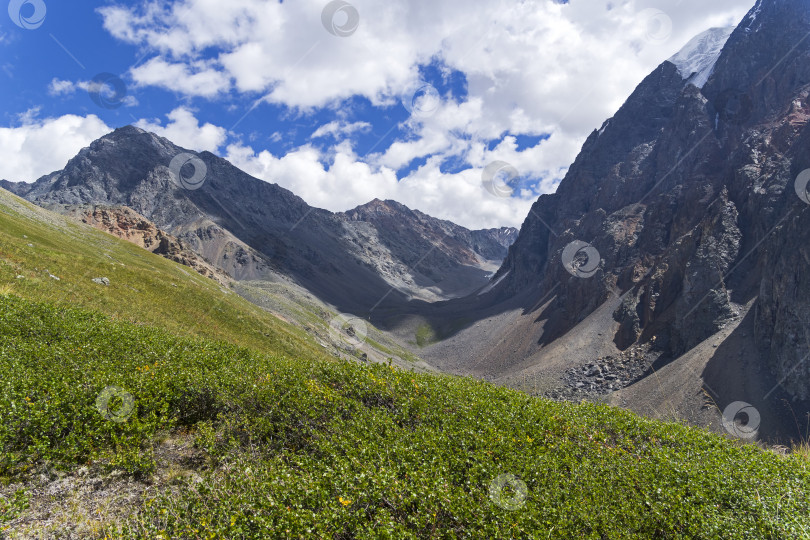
6 0 810 444
3 0 810 536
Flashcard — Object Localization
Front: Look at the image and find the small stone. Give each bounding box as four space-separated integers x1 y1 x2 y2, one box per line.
27 243 34 247
48 273 60 281
92 277 110 286
16 275 23 279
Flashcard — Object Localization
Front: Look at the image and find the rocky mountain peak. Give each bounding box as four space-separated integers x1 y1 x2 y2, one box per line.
110 124 148 137
347 198 414 218
704 0 810 111
451 0 810 420
87 125 167 156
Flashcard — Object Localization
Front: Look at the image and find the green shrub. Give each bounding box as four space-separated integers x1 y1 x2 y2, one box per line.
0 488 29 523
0 294 808 538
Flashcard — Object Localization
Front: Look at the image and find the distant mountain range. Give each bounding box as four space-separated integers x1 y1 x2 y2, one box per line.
0 127 516 312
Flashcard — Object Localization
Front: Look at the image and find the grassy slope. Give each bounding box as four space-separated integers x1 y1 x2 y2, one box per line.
0 189 809 538
234 280 426 368
0 295 808 539
0 189 331 361
0 189 419 371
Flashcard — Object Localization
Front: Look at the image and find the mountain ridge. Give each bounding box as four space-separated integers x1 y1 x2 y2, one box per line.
411 0 810 441
3 126 517 311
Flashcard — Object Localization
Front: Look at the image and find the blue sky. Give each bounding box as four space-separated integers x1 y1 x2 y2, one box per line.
0 0 753 228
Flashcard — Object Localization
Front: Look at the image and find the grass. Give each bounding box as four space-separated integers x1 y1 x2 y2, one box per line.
0 293 808 538
1 190 810 538
234 280 422 366
0 489 29 523
415 323 438 347
0 189 331 362
792 442 810 462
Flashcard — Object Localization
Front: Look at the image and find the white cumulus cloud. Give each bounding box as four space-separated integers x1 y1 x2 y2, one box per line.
93 0 754 228
311 121 371 139
0 113 111 183
135 107 228 152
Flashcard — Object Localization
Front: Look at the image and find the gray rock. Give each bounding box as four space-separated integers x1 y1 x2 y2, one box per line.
92 277 110 286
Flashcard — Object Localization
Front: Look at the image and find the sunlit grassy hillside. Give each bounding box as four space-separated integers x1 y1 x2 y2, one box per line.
0 189 809 539
0 189 330 360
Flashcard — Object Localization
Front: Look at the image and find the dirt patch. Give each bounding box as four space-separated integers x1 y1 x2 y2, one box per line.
0 432 206 539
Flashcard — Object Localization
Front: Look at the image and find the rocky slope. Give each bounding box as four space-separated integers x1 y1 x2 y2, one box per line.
3 129 516 311
340 199 517 298
61 204 230 285
416 0 810 440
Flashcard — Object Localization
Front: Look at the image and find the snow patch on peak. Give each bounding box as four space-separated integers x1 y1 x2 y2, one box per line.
668 26 735 88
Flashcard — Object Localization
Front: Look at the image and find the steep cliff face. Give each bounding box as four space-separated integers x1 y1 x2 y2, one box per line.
486 0 810 403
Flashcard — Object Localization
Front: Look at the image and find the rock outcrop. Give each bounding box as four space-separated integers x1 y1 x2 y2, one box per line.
63 205 230 285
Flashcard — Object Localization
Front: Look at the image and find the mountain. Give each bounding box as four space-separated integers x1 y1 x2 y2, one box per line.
3 127 516 311
340 199 517 298
7 0 810 442
343 199 516 262
415 0 810 440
